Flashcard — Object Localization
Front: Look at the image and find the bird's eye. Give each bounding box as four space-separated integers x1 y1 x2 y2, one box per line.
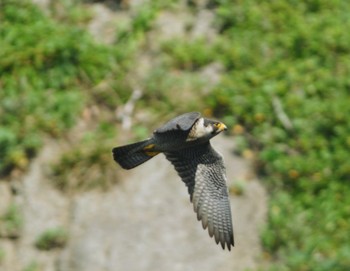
214 123 220 127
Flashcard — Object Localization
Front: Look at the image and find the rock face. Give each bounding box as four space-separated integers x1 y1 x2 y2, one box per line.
0 135 267 271
0 141 70 271
57 135 267 271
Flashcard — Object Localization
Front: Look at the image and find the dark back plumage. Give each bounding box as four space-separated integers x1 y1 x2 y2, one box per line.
154 112 201 134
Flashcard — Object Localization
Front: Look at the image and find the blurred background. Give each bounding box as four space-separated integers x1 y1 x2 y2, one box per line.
1 0 350 270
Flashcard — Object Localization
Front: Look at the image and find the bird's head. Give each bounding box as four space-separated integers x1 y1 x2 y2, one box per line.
211 120 228 134
187 117 227 142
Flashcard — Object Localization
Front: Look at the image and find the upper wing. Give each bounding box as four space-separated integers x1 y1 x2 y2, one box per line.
165 142 234 250
154 112 201 134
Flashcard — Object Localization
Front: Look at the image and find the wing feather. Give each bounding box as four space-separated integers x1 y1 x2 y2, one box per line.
165 142 234 250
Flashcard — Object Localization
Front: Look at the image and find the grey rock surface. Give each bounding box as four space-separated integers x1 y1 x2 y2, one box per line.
0 134 267 271
17 141 70 271
58 135 267 271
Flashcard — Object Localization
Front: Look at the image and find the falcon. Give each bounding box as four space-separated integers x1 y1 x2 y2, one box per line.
112 112 234 250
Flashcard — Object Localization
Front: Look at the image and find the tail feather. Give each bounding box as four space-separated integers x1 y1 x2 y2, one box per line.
112 139 158 169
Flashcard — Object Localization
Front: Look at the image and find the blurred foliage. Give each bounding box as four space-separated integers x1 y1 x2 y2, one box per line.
229 180 246 196
204 0 350 270
35 227 68 250
0 0 118 175
0 249 4 264
0 204 23 239
50 121 119 192
22 261 40 271
162 38 216 70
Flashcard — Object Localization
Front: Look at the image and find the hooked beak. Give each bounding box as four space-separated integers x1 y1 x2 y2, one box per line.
217 122 227 132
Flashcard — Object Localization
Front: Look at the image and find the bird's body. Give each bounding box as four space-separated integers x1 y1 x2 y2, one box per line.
112 112 234 250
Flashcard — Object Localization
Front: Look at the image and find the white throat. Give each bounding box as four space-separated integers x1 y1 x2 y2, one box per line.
186 118 214 141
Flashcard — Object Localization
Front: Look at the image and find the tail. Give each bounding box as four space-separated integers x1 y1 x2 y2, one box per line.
112 138 160 170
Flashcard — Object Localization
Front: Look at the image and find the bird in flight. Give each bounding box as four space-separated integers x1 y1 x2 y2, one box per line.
112 112 234 250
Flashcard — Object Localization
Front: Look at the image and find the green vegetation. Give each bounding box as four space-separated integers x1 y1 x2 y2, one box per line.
206 1 350 270
50 122 118 192
0 0 114 175
162 38 216 70
22 261 40 271
0 248 5 264
1 0 349 270
35 227 68 250
229 180 246 196
0 204 23 239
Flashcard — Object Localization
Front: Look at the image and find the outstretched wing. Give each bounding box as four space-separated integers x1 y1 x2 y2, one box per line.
165 142 234 250
155 112 201 134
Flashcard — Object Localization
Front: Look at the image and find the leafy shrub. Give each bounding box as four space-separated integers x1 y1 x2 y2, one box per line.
162 38 217 70
206 0 350 270
50 122 119 192
0 204 23 239
0 0 120 175
35 227 68 250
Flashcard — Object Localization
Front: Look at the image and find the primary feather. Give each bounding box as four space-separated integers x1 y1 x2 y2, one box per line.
164 142 234 250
